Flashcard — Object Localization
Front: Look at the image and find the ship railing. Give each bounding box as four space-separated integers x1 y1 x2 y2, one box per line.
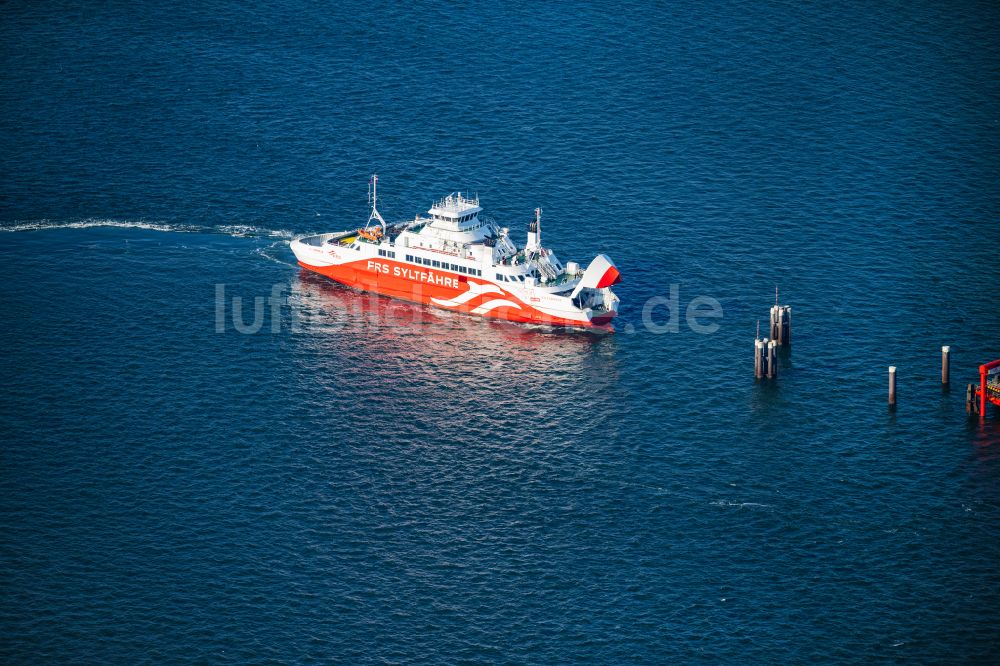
432 193 480 211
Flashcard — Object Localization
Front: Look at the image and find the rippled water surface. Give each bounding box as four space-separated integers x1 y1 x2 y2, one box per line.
2 1 999 663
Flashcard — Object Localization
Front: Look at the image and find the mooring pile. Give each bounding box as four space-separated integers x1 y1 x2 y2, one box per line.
752 288 995 419
754 290 790 381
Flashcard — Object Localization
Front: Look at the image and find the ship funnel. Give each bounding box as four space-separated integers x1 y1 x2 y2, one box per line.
570 254 621 298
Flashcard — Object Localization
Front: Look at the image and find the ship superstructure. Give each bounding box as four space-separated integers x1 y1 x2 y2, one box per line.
290 176 620 329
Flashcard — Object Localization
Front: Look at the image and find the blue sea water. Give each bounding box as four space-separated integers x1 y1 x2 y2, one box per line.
2 0 1000 662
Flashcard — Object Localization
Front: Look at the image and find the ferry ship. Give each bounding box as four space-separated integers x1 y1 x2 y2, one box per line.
290 176 621 330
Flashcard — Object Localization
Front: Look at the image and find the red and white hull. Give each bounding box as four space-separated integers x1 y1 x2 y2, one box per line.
293 251 616 329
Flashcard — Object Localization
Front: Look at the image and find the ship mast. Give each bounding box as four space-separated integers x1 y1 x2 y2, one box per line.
367 174 387 231
526 207 542 252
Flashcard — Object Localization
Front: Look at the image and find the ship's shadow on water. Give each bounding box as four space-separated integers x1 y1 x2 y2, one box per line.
286 269 621 400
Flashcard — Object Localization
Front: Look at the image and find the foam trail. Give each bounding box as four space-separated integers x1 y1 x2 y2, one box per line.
0 218 296 239
254 241 299 268
710 500 773 509
218 224 296 239
0 218 205 234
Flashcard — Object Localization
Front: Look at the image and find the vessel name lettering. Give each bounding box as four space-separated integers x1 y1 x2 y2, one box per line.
367 260 459 288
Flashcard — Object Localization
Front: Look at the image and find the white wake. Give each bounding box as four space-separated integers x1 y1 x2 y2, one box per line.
0 218 296 239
